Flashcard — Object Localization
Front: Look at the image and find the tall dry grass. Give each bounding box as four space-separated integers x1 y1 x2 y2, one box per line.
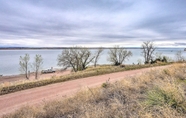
3 63 186 118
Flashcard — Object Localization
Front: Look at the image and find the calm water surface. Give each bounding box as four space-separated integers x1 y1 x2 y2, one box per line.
0 48 185 76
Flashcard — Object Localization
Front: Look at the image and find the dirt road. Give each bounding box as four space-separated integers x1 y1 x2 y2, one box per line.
0 65 170 116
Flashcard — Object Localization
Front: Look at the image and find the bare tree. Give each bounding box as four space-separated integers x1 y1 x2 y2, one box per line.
58 49 73 70
32 54 43 79
175 50 185 62
19 53 30 79
58 47 95 72
141 41 156 64
79 48 95 70
94 47 104 67
108 46 132 66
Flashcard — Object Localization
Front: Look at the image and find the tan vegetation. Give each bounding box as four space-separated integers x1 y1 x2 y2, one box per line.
0 63 171 95
3 63 186 118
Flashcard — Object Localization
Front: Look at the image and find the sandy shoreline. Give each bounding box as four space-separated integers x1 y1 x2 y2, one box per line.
0 70 72 83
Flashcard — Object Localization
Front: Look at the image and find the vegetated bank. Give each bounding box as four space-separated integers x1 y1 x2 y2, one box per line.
0 62 172 95
3 63 186 118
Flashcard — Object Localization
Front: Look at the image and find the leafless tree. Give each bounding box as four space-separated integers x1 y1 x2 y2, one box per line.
79 48 95 70
94 47 104 67
108 46 132 66
19 53 30 79
32 54 43 79
58 47 95 72
141 41 156 64
175 50 185 62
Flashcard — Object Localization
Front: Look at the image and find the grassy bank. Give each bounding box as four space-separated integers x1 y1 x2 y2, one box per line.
3 63 186 118
0 63 172 95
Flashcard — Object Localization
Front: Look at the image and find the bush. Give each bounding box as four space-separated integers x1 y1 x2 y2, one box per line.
144 84 186 113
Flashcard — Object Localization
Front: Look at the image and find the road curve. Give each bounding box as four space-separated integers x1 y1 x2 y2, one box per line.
0 65 170 116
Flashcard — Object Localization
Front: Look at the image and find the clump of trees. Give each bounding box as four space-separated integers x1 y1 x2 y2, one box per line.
107 46 132 66
151 56 169 64
19 54 43 79
149 52 168 64
58 47 104 72
58 46 133 72
141 41 176 64
58 47 94 72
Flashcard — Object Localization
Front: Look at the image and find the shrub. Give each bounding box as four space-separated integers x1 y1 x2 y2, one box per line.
101 83 108 88
144 84 186 113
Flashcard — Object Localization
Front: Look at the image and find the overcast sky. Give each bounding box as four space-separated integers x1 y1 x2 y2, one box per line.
0 0 186 47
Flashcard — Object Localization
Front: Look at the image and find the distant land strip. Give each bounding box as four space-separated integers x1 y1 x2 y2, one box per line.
0 47 142 50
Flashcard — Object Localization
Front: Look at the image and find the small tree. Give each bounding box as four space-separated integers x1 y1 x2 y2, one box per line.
108 46 132 66
141 41 156 64
94 47 104 67
32 54 43 79
19 53 30 79
58 47 95 72
175 50 184 62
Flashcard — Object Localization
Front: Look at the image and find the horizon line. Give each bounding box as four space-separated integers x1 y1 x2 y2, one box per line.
0 46 185 50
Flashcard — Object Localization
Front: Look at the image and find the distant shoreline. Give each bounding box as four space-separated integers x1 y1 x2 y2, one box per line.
0 47 142 50
0 47 184 50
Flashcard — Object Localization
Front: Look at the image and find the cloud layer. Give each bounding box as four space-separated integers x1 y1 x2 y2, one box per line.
0 0 186 47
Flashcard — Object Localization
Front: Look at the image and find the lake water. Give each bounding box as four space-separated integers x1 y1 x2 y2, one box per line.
0 48 185 76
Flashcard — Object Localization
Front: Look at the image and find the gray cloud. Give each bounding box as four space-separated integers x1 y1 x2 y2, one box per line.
174 43 186 46
0 0 186 47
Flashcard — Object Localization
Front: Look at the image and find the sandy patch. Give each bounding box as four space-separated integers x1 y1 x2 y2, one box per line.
0 70 72 83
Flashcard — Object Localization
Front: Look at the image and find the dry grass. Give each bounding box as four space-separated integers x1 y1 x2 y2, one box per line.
3 63 186 118
0 63 171 95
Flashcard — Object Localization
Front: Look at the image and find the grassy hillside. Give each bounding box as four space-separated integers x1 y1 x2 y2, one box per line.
0 63 170 95
3 63 186 118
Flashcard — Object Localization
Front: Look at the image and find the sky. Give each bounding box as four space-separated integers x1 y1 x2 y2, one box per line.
0 0 186 47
